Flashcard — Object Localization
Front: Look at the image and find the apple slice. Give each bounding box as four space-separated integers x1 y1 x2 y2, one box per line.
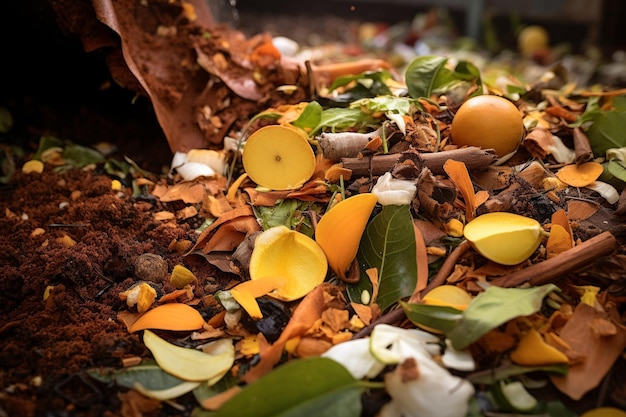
463 212 547 265
143 330 234 382
242 124 316 190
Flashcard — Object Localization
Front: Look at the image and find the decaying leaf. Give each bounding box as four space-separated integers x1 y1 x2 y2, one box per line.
443 159 489 221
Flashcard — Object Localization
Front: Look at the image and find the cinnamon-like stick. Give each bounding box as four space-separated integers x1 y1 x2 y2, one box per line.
573 127 594 165
490 231 616 288
341 147 497 176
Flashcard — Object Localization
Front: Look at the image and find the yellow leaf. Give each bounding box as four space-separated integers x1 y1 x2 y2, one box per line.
510 328 569 366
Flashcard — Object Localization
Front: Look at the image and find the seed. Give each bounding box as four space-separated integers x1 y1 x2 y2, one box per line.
134 253 168 283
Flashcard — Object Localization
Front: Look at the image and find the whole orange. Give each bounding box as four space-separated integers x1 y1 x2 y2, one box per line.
450 95 524 157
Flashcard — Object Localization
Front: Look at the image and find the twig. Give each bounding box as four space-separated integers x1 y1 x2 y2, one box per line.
341 147 496 177
490 231 616 288
419 240 471 298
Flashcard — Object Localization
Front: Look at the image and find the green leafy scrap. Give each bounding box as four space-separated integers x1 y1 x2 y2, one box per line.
447 284 558 350
253 199 319 237
213 357 367 417
350 204 417 311
405 55 483 99
87 361 192 394
311 107 379 136
400 302 464 334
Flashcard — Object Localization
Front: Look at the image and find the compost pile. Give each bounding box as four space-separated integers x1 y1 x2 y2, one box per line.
1 1 626 417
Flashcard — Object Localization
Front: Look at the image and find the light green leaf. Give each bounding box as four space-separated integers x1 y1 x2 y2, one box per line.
349 205 417 311
349 96 418 115
213 357 364 417
405 55 449 98
585 110 626 156
448 284 558 350
467 362 568 385
292 101 323 133
87 361 192 394
328 70 392 95
312 107 378 136
62 144 105 167
401 301 464 333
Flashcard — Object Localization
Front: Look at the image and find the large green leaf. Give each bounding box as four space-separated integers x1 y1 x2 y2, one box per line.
350 204 417 311
213 357 364 417
292 101 323 133
405 55 449 99
448 284 558 350
585 109 626 156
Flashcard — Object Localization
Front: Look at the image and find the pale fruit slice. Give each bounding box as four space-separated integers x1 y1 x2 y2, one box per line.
463 212 546 265
242 124 316 190
143 330 234 382
492 380 538 413
422 285 472 311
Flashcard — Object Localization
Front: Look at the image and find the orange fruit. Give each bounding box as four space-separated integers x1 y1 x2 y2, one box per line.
450 95 524 157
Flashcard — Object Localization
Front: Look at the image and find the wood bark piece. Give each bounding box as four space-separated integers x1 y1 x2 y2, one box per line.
573 127 594 165
341 147 497 176
490 231 617 288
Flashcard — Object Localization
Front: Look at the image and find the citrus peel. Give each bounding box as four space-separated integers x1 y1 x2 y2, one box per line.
315 193 378 280
242 124 316 190
509 328 569 366
231 276 288 319
422 285 472 311
129 302 205 333
555 161 603 187
248 225 327 303
463 212 546 265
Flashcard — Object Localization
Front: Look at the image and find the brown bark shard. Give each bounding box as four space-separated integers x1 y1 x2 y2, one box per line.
341 147 497 176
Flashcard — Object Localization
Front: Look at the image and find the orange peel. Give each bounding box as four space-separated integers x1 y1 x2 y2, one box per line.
555 161 604 188
235 226 327 318
315 193 378 280
242 124 316 190
129 303 205 333
510 328 569 366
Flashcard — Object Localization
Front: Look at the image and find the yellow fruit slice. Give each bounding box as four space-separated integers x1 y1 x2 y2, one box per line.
450 95 524 157
315 193 378 280
555 161 604 188
249 225 327 302
510 328 569 366
422 285 472 311
242 124 316 190
143 330 234 382
129 303 205 333
463 212 546 265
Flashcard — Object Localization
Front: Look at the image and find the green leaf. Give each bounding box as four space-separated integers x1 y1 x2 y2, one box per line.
252 199 318 236
33 135 64 160
0 107 13 133
87 361 192 393
349 96 418 116
405 56 449 99
213 357 364 417
350 205 417 311
467 363 568 385
585 110 626 156
292 101 323 133
311 107 378 136
400 301 464 333
62 143 105 167
328 70 392 95
448 284 558 350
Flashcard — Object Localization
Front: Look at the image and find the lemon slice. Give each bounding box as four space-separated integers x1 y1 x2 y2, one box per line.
242 124 316 190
